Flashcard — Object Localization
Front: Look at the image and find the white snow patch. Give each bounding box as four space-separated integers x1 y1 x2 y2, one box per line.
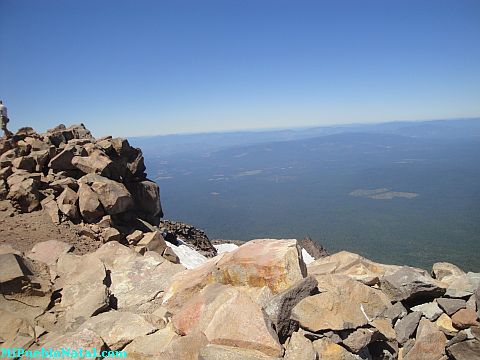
166 239 208 269
214 243 239 254
302 248 315 265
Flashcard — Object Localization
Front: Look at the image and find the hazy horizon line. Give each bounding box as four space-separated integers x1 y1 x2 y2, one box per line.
127 115 480 139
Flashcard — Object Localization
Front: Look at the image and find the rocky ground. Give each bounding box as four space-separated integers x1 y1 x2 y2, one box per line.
1 125 479 359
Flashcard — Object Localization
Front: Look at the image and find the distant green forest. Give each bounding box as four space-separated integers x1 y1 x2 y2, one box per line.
132 119 480 272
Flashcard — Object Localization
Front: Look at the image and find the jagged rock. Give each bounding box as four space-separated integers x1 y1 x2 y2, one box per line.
157 331 208 360
263 275 318 342
48 146 77 170
101 227 122 243
394 311 422 344
126 180 163 224
45 124 93 147
203 290 283 357
445 272 480 298
40 328 106 356
380 266 446 304
126 230 143 245
384 302 408 324
7 178 40 212
437 298 467 316
12 156 35 172
77 182 105 223
291 275 390 332
411 301 444 321
0 149 17 167
312 338 358 360
0 165 13 180
404 318 447 360
160 219 216 257
57 253 109 328
57 186 80 220
452 309 479 330
0 309 35 348
298 236 328 259
97 215 112 228
79 311 156 350
41 195 60 224
122 323 180 359
71 149 113 175
164 239 306 311
284 330 315 360
436 313 458 336
433 262 466 283
0 244 22 256
27 240 73 265
447 340 480 360
342 327 379 353
49 177 79 194
80 174 134 215
308 250 401 285
371 318 396 341
0 253 30 288
162 246 180 263
138 231 167 253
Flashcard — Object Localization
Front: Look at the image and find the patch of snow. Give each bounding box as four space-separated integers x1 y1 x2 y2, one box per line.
166 239 208 269
214 243 239 254
302 248 315 265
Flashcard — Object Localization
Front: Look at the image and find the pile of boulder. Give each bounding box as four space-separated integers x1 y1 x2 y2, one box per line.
1 238 478 359
0 124 216 257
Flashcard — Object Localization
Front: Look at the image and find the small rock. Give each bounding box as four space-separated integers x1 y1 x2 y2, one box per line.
437 298 467 316
452 308 479 330
394 311 422 344
162 246 180 263
284 330 315 360
101 227 122 243
384 301 408 324
312 338 358 360
436 313 458 336
138 231 167 254
126 230 143 245
27 240 73 265
447 339 480 360
411 301 444 321
342 327 377 353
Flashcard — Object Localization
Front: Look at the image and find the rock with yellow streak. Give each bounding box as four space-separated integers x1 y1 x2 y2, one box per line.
163 239 306 311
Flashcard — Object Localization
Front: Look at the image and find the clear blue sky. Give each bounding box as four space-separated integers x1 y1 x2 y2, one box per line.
1 0 479 137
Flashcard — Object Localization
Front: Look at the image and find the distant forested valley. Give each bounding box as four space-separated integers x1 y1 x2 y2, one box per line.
131 119 480 271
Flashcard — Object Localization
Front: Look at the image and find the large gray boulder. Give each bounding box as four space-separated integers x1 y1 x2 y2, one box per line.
126 179 163 224
263 275 318 342
380 266 446 303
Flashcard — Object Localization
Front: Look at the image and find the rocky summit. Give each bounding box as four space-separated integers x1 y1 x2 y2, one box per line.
1 125 480 360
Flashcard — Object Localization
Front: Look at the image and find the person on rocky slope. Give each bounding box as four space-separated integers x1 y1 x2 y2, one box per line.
0 100 13 139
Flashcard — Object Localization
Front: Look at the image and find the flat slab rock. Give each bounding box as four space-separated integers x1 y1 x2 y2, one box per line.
447 340 480 360
380 266 446 303
291 274 390 332
79 311 157 350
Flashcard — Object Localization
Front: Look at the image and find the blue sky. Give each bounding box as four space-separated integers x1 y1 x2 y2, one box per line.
1 0 479 137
